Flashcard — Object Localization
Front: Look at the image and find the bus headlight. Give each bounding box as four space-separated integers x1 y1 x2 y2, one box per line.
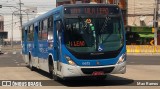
65 56 76 66
117 53 126 64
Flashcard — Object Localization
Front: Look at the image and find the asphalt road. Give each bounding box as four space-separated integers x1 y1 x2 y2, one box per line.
0 52 160 89
127 55 160 65
0 52 25 67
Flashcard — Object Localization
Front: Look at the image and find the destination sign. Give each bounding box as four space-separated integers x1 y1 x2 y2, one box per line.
64 6 119 15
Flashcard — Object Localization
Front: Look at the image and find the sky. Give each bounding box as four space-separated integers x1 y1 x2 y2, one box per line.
0 0 56 41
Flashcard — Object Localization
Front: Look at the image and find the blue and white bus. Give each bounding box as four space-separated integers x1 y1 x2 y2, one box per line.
22 4 126 80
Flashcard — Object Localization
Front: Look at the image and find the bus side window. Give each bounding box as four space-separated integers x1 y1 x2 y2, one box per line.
42 19 48 40
56 20 63 44
38 21 42 40
56 20 62 34
28 25 34 41
48 16 53 40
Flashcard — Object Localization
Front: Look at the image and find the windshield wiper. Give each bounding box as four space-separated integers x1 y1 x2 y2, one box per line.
99 17 113 44
100 17 110 33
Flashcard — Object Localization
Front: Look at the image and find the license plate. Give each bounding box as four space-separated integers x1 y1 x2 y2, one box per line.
92 71 104 76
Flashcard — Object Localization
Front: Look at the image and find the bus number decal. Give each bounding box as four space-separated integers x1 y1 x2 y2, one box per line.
82 62 90 66
39 48 48 53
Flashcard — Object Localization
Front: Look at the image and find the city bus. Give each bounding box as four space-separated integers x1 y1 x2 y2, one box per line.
22 4 126 80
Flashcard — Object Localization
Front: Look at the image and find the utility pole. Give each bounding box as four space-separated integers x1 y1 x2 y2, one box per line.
19 0 22 28
19 0 23 44
154 0 159 46
11 11 19 49
11 12 14 49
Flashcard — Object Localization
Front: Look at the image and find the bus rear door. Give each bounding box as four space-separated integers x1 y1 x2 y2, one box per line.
23 27 29 63
33 22 39 67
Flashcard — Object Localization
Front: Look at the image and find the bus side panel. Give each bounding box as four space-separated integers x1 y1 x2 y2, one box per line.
38 40 49 72
22 30 28 54
27 41 34 62
31 25 39 67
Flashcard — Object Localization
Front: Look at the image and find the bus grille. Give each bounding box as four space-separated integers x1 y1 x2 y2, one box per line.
81 67 115 74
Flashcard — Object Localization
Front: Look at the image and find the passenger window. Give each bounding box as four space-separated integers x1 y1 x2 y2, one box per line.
38 22 42 40
48 16 54 40
56 20 62 33
42 19 48 40
28 25 34 41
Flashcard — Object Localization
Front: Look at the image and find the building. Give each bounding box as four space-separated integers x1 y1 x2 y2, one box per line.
0 15 8 45
0 0 55 43
127 0 155 27
0 15 4 32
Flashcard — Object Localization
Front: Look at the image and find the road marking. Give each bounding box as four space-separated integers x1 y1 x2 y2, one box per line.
20 63 27 66
13 51 16 54
15 62 19 64
130 62 135 64
4 52 8 54
2 51 22 55
1 51 22 55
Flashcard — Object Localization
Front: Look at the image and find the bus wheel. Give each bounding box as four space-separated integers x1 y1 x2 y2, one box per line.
49 59 59 81
29 54 34 71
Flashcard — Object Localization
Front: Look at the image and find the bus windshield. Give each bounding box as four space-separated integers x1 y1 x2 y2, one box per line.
64 16 124 53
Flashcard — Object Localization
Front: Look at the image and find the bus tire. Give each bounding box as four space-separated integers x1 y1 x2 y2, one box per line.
49 56 59 81
29 53 34 71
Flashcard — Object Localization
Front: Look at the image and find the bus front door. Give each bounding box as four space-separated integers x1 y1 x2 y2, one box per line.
54 20 62 72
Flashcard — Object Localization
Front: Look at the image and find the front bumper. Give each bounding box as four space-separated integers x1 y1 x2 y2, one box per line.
61 61 126 78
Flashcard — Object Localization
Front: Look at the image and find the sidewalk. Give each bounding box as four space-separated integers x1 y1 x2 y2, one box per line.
0 45 22 52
